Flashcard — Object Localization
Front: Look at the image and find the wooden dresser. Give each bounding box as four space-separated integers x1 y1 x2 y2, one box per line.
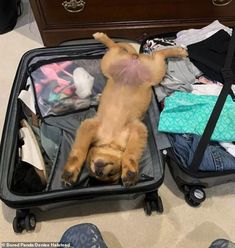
30 0 235 46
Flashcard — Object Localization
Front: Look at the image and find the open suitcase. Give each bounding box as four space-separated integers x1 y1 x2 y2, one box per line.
0 40 166 233
140 29 235 207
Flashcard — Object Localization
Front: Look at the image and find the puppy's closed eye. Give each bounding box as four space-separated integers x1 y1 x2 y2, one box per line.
107 171 117 176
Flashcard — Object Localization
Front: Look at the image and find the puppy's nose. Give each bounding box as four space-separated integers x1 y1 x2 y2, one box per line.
95 169 104 177
94 160 105 168
94 160 105 177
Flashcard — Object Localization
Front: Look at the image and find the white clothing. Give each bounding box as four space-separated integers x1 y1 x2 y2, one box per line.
175 20 232 46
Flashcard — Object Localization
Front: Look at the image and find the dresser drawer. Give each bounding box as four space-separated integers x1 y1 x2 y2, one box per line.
34 0 235 28
30 0 235 46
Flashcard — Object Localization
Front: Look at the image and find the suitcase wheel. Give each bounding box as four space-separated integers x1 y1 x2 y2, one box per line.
144 191 164 215
184 186 206 207
156 195 164 213
13 210 36 233
25 214 37 231
144 201 152 216
13 217 24 233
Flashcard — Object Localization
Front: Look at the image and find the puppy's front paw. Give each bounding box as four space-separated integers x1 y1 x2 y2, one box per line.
61 156 81 188
61 166 81 188
121 158 139 188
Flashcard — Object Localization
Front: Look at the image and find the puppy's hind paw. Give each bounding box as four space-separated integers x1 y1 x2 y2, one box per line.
93 32 106 40
178 47 188 57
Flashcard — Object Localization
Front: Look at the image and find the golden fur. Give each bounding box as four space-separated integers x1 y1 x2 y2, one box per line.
62 32 188 187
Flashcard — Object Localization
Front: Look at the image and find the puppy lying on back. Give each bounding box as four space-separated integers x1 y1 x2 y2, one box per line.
62 32 188 187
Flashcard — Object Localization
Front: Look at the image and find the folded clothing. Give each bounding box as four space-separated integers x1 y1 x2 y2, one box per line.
11 161 46 193
188 29 235 83
175 20 232 47
158 91 235 142
168 134 235 171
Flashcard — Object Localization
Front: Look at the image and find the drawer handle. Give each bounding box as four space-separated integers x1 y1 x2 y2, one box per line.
62 0 86 13
212 0 233 6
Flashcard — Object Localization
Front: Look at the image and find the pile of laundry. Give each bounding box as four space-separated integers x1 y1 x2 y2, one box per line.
143 20 235 171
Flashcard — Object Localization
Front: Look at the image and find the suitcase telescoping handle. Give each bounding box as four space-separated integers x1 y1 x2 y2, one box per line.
190 29 235 172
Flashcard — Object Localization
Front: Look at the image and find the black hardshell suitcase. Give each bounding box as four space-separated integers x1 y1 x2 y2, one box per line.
0 40 166 233
140 31 235 207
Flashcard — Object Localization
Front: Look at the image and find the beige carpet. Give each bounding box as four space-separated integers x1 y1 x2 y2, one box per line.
0 2 235 247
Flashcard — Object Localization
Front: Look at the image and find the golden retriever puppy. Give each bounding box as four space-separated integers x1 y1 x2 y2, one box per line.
62 32 188 187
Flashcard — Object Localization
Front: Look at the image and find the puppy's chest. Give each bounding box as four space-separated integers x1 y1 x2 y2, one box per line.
96 124 130 147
